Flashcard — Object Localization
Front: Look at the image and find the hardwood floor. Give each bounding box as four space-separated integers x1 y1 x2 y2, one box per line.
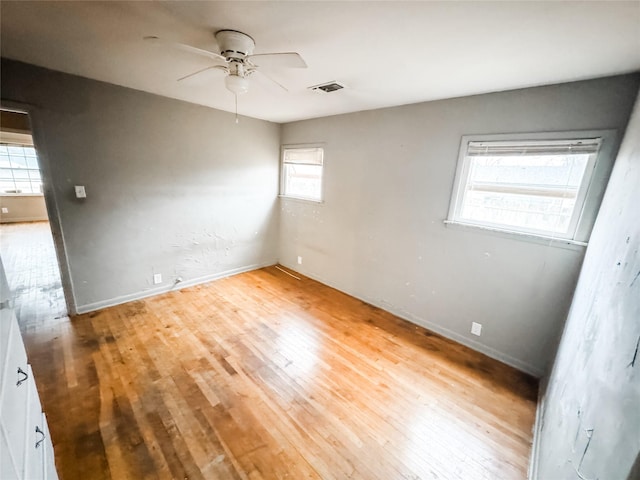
2 226 537 479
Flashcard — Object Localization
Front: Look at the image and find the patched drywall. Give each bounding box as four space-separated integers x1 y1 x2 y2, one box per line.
1 59 280 312
280 75 640 376
534 89 640 478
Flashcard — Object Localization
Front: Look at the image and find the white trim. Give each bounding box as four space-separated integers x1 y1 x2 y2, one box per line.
277 194 324 204
75 261 276 314
0 216 49 224
279 262 543 377
444 220 588 251
1 100 78 315
528 391 544 479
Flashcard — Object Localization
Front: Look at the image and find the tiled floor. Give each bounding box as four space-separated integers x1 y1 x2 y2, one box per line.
0 221 67 332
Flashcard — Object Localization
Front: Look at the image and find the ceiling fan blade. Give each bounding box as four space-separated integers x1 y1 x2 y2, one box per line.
144 36 227 63
254 70 289 92
177 65 228 83
248 52 307 69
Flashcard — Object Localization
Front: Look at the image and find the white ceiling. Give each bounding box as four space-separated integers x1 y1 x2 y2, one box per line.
1 1 639 123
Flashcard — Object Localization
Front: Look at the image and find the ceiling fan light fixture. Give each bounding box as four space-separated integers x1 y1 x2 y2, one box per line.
225 74 250 95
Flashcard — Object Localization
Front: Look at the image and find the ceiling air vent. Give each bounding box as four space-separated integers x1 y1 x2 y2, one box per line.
309 81 346 93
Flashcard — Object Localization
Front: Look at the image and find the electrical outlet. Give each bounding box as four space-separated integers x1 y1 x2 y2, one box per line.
471 322 482 336
74 185 86 198
1 207 8 214
153 273 162 285
297 256 302 265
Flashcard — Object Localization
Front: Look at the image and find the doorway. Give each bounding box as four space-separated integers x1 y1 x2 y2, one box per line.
0 109 69 328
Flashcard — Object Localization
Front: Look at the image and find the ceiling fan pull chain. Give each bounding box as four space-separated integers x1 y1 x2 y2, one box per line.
235 94 239 124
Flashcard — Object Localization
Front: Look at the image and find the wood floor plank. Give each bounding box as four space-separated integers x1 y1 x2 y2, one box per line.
1 222 538 479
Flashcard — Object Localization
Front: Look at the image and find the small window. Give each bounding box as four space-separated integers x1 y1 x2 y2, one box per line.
281 146 324 202
0 143 43 195
448 135 603 241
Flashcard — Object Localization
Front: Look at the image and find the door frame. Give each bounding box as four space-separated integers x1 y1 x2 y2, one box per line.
0 100 77 315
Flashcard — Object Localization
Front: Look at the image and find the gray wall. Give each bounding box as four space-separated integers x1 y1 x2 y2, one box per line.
0 195 48 223
280 75 640 376
534 89 640 479
1 59 280 313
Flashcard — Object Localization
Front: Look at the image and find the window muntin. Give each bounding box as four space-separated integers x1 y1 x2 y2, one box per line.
0 143 43 195
450 137 601 240
281 147 324 202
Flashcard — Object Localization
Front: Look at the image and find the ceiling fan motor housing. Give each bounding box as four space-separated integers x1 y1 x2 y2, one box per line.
215 30 255 61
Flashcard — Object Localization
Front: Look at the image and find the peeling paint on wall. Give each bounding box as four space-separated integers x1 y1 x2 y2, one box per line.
535 90 640 479
628 336 640 368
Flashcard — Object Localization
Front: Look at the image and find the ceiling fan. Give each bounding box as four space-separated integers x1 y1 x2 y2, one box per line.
144 30 307 96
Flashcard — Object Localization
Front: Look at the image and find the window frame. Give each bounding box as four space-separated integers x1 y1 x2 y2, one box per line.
0 131 43 197
446 130 617 247
280 144 325 203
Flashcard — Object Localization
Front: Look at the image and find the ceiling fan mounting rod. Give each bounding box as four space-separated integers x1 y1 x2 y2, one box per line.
215 29 255 61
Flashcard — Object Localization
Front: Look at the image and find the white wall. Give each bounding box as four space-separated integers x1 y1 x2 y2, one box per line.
1 59 281 313
280 75 640 376
533 87 640 480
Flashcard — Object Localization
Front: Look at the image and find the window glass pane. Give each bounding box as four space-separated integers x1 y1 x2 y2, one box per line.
283 163 322 200
12 169 30 180
458 152 591 235
460 155 589 233
282 147 324 201
1 143 43 196
468 155 589 188
7 146 24 155
9 156 28 169
461 190 576 233
26 156 39 169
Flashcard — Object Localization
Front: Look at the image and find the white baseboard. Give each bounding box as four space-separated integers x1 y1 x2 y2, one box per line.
76 261 276 314
0 216 48 223
528 390 544 479
280 262 543 378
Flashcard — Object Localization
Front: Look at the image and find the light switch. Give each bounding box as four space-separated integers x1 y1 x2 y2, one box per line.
471 322 482 336
1 207 8 214
75 185 86 199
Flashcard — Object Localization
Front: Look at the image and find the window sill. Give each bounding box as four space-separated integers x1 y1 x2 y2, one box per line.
278 195 324 205
443 220 588 251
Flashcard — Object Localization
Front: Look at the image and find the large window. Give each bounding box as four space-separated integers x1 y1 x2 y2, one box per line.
281 146 324 202
0 143 42 195
448 134 604 241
